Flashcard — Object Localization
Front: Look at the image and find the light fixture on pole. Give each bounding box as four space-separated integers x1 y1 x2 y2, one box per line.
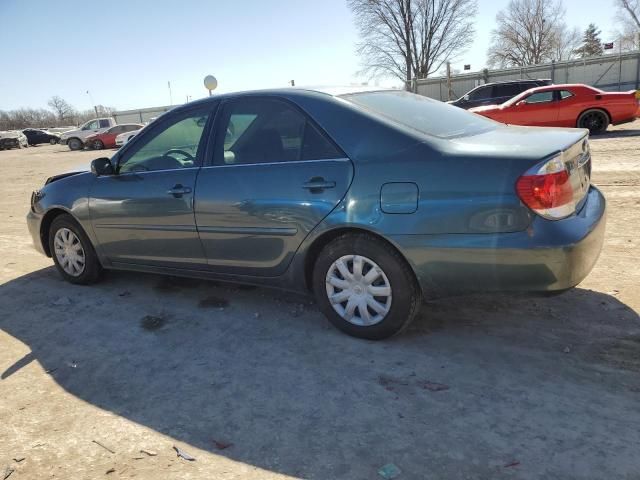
204 75 218 96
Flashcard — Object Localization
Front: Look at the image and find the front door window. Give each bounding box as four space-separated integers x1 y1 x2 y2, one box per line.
118 111 210 173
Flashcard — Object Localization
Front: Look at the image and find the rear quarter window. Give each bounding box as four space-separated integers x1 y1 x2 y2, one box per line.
342 90 496 139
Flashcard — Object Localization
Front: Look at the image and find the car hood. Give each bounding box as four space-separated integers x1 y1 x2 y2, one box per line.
469 104 501 113
444 124 588 160
0 131 25 139
60 128 82 139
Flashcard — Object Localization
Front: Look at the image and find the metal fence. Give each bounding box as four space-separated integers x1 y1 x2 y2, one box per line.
416 51 640 101
112 105 173 124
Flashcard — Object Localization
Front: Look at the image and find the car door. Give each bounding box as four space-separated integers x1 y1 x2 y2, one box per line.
555 90 579 127
194 96 354 277
103 126 122 147
508 90 559 126
35 130 48 143
88 104 215 269
463 85 494 109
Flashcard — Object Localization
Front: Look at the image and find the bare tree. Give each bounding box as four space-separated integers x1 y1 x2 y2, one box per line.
47 96 76 122
615 0 640 50
552 24 582 61
348 0 478 91
488 0 575 67
0 108 58 130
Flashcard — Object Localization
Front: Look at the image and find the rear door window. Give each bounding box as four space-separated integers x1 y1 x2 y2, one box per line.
214 98 343 165
494 84 523 98
524 91 554 104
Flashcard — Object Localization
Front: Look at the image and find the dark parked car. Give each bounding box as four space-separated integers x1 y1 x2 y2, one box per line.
27 88 605 340
450 79 552 109
23 128 60 146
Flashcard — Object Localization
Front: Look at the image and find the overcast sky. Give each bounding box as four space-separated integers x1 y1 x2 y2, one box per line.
0 0 621 111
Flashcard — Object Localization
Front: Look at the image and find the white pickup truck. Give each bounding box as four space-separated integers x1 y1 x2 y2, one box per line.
59 117 117 150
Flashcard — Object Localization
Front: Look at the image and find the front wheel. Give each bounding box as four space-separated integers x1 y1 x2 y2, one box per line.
49 214 103 284
50 138 58 145
92 139 104 150
312 234 421 340
577 109 609 135
67 138 83 150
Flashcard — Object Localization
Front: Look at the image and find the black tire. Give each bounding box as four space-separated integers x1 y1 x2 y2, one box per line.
92 139 104 150
312 233 421 340
48 214 103 285
68 138 83 151
577 109 609 135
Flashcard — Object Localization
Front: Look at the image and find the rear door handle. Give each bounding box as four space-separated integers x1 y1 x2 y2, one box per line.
302 177 336 192
167 184 192 197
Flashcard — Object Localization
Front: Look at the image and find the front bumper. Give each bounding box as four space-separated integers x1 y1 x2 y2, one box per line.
27 209 46 255
0 138 20 148
393 186 606 294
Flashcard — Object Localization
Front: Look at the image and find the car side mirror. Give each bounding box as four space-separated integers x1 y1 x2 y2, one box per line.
91 157 115 176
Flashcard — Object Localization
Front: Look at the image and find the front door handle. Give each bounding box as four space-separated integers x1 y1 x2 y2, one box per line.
302 177 336 193
167 184 192 197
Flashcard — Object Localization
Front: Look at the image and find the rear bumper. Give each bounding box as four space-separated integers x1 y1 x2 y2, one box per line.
392 186 606 294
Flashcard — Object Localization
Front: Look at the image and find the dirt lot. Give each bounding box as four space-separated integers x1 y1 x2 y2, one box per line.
1 124 639 480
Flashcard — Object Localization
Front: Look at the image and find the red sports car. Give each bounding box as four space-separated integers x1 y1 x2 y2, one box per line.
469 84 640 134
84 123 143 150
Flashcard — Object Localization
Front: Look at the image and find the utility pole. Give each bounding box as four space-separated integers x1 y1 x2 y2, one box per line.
618 37 623 90
168 81 173 105
446 62 453 101
86 90 98 116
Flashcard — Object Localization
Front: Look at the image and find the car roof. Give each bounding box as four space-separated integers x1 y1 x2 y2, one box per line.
521 83 599 94
475 79 550 87
185 86 394 105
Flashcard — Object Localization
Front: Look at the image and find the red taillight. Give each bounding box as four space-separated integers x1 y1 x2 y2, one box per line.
516 170 573 210
516 155 575 219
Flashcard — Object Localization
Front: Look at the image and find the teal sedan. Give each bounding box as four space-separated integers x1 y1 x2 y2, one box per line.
27 88 605 339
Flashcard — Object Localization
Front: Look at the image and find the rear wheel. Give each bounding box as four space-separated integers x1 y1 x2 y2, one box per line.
50 138 58 145
312 233 421 340
48 214 103 285
67 138 82 150
577 109 609 135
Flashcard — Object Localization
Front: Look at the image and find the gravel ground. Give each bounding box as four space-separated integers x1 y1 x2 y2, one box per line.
1 123 639 480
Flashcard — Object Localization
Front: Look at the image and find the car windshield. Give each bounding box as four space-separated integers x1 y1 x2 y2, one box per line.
341 90 497 139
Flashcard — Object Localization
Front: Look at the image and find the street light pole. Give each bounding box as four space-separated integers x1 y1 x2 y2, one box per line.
86 90 98 116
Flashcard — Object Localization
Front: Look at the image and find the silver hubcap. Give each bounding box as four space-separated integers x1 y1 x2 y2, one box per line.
54 228 85 276
325 255 392 326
